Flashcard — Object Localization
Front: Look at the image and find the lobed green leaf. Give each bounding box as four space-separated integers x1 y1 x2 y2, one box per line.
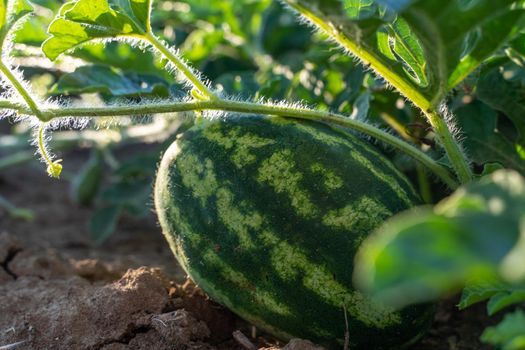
42 0 152 60
285 0 525 109
459 280 509 310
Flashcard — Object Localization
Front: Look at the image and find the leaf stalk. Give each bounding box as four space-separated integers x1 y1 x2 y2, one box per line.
144 32 217 101
0 98 459 189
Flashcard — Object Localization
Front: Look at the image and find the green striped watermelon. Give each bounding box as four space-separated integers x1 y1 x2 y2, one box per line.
154 114 433 349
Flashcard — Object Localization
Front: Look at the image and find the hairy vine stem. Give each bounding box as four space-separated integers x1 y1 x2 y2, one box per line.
0 61 61 177
424 110 472 184
0 61 43 119
0 98 459 188
144 32 217 101
37 123 62 178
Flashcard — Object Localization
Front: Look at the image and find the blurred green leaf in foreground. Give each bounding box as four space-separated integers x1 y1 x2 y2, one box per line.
354 169 525 309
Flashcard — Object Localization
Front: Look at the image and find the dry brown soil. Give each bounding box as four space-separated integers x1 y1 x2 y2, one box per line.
0 155 495 350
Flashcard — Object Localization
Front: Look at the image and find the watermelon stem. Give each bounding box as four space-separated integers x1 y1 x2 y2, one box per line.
0 61 45 121
143 32 217 102
0 98 459 189
36 123 63 179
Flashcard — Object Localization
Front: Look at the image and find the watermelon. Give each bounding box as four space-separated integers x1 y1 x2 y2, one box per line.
154 114 433 349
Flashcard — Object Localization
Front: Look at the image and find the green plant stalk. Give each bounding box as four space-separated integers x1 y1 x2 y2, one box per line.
425 110 472 184
285 1 473 184
0 61 43 118
37 123 63 178
38 124 53 165
144 32 217 100
416 164 432 204
0 98 458 188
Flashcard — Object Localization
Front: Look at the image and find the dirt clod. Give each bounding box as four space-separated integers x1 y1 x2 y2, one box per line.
0 263 173 349
72 259 123 282
9 249 75 280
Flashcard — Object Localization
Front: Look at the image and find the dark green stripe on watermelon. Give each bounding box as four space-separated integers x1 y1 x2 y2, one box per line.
155 115 433 349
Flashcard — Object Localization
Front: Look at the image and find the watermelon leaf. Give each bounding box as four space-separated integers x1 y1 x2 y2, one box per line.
460 280 525 315
70 148 104 206
0 0 33 49
51 65 170 98
476 63 525 145
459 280 508 310
481 309 525 350
454 100 525 175
354 169 525 308
42 0 153 60
488 290 525 315
284 0 525 109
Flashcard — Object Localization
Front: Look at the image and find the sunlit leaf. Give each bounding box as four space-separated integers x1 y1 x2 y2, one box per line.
13 15 48 45
383 16 428 87
42 0 153 60
0 0 33 47
11 0 59 45
355 170 525 308
342 0 376 20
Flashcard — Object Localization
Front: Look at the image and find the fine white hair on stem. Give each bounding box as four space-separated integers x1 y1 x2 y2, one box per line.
146 39 214 92
0 64 42 105
438 102 472 166
30 121 59 167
